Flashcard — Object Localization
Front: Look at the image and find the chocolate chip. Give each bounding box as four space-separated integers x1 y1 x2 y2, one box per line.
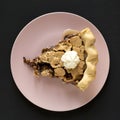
42 48 50 53
65 72 73 80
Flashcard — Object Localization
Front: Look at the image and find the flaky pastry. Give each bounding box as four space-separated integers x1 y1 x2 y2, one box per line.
78 28 98 91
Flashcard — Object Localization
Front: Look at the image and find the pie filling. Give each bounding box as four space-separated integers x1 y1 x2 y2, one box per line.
23 28 98 91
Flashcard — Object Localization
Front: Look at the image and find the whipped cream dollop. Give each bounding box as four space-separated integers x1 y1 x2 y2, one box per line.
61 50 80 69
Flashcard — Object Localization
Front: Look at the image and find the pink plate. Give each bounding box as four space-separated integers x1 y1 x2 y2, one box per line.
10 12 110 111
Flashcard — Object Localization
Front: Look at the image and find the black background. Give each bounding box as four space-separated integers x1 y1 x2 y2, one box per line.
0 0 120 120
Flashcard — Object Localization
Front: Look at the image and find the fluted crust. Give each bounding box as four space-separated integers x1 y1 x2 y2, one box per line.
77 28 98 91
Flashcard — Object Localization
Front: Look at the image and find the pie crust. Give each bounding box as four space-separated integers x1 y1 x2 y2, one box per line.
77 28 98 91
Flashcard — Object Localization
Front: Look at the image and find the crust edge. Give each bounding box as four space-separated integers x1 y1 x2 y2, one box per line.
77 28 98 91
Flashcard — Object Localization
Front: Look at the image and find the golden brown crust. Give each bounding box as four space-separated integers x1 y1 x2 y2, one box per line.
77 28 98 91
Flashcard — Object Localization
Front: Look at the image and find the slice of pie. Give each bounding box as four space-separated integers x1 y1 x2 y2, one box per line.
23 28 98 91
